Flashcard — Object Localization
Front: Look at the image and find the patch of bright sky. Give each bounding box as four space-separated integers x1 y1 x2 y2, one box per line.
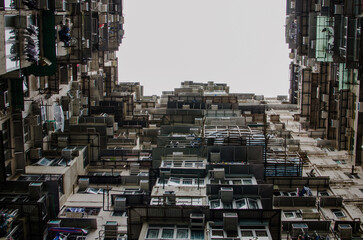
117 0 290 97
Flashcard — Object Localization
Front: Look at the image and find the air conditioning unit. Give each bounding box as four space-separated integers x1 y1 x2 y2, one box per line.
303 36 309 45
190 213 205 227
30 115 41 126
220 187 233 203
55 0 66 11
130 163 140 175
29 148 42 160
346 109 352 118
69 116 79 125
106 127 114 136
334 4 344 14
81 97 88 105
173 152 183 157
322 94 329 102
338 224 352 240
213 168 225 179
139 180 149 192
14 16 28 29
3 91 9 108
100 4 108 12
83 39 90 48
29 182 43 200
321 111 328 119
345 128 353 137
160 169 171 179
315 4 321 12
163 191 176 205
114 197 126 211
62 148 73 160
78 178 89 191
301 209 320 219
81 64 88 73
322 0 330 7
47 220 61 228
81 2 89 11
58 136 68 148
223 213 238 231
331 120 339 128
211 105 218 110
210 152 220 163
291 223 308 238
104 221 118 239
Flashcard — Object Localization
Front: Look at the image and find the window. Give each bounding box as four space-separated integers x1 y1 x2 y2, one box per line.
211 229 224 238
23 117 30 143
176 197 202 206
248 198 259 209
163 161 172 167
255 231 268 237
332 209 345 218
240 228 271 240
223 202 232 209
183 178 193 185
161 229 174 239
283 210 302 218
241 231 253 237
146 229 159 239
235 198 261 209
236 199 247 209
169 177 180 185
276 191 297 197
210 199 221 209
158 178 169 185
334 159 346 164
211 198 261 209
210 226 270 240
85 187 105 194
242 179 253 184
157 177 206 187
319 191 329 196
173 162 182 167
176 229 188 238
190 230 204 240
145 225 193 239
2 120 11 160
184 162 193 167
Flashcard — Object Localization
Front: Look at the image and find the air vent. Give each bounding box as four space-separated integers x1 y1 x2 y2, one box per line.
223 213 238 231
190 213 205 227
114 197 126 211
220 187 233 203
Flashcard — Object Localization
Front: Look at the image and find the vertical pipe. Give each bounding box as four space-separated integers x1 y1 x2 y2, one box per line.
0 131 5 184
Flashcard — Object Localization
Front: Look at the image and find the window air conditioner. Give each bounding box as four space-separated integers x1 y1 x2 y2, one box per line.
190 213 205 227
114 197 126 211
223 213 238 231
220 187 233 203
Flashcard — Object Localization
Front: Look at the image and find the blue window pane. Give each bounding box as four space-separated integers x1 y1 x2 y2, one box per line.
191 230 204 240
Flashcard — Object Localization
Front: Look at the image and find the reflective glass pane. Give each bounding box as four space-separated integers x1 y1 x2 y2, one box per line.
210 200 220 209
161 229 174 239
236 199 247 209
191 230 204 240
256 231 268 237
176 229 188 238
146 229 159 239
241 231 253 237
248 199 259 209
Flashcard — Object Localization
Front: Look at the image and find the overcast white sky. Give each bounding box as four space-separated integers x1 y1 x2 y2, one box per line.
117 0 290 97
